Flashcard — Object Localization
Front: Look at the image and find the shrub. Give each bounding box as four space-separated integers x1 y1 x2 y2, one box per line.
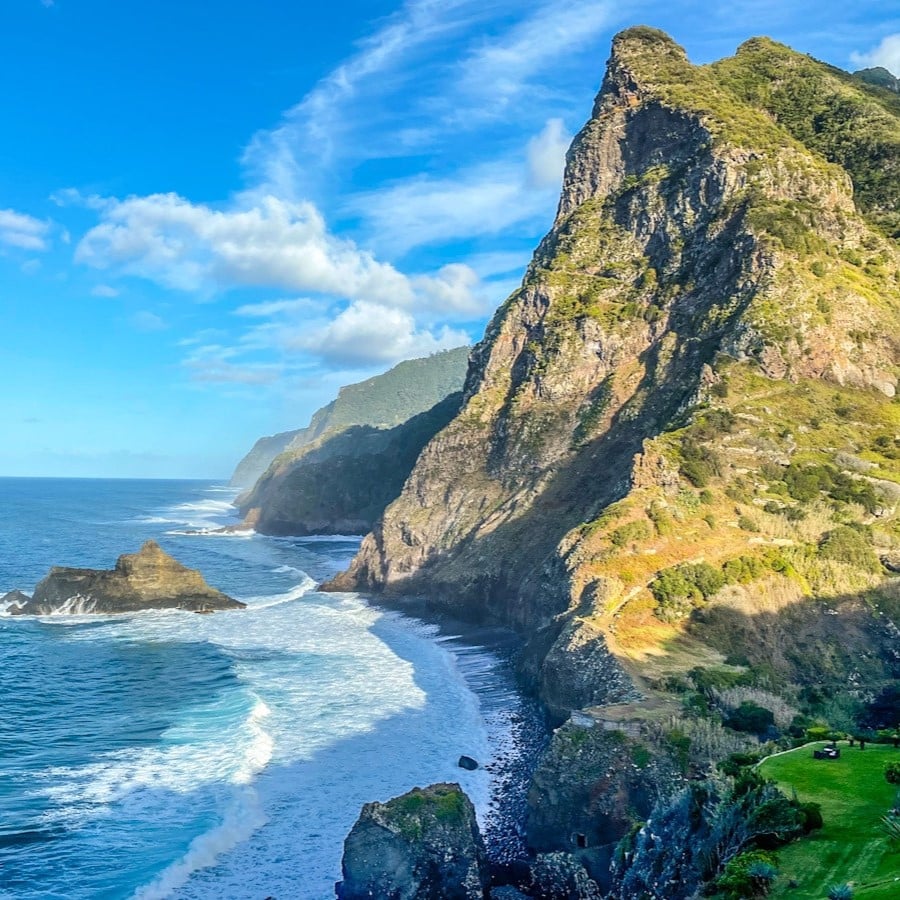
651 562 725 620
827 885 854 900
680 440 722 487
886 762 900 785
648 502 674 536
726 702 776 735
799 801 824 832
610 519 652 548
715 850 779 899
738 514 760 532
723 555 767 584
819 526 880 573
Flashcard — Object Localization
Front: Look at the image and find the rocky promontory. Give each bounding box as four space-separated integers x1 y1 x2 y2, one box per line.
4 541 245 614
336 783 490 900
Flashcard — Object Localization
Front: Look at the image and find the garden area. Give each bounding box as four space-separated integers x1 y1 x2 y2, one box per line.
758 742 899 898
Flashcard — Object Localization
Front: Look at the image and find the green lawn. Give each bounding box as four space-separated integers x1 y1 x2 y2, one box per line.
758 742 900 899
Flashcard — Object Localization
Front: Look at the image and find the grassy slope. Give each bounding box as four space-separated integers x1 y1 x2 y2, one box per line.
759 742 899 898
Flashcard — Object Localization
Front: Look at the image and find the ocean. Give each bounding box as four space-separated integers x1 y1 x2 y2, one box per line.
0 478 527 899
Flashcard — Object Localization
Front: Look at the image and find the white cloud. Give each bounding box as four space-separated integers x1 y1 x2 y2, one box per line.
182 343 282 385
0 209 50 251
452 0 615 116
243 1 614 200
851 33 900 76
91 284 120 298
295 301 470 368
74 191 486 318
234 298 318 317
527 118 571 189
346 118 570 257
130 310 168 332
76 192 463 306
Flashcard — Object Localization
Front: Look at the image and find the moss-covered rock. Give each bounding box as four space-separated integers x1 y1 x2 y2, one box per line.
337 783 489 900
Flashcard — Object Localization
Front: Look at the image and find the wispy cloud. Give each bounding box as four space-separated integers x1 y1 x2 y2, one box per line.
91 283 120 298
0 208 51 251
851 33 900 75
67 1 628 382
130 310 168 332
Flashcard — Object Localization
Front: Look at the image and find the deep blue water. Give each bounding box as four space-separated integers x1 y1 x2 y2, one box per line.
0 478 510 899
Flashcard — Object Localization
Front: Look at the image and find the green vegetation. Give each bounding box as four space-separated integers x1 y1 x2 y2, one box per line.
725 702 776 735
234 346 469 489
651 562 725 621
819 526 881 573
712 38 900 238
759 743 899 898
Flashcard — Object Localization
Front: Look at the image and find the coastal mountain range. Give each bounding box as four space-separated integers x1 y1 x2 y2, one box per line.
234 26 900 898
232 347 468 534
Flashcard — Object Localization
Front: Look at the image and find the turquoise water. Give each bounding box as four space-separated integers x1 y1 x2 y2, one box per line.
0 478 507 899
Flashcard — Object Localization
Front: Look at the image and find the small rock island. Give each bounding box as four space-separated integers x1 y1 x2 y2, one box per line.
3 540 245 615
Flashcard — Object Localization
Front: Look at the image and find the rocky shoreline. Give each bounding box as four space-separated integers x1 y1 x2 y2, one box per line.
356 596 550 873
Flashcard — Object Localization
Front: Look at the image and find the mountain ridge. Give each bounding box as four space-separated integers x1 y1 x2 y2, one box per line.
327 28 900 888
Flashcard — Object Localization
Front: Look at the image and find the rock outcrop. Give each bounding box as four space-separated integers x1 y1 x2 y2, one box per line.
336 783 490 900
5 541 245 614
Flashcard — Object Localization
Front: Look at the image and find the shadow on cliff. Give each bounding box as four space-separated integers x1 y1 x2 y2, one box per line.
685 579 900 687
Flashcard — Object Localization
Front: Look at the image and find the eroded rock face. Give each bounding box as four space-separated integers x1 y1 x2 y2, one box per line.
526 720 685 855
7 541 245 614
337 784 490 900
332 25 900 725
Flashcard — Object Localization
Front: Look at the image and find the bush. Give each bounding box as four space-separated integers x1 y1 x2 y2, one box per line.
680 440 722 487
648 502 674 536
738 515 760 532
651 562 725 620
886 762 900 785
783 462 880 512
726 702 776 735
610 519 652 548
799 801 824 832
715 850 779 899
723 555 767 584
827 885 854 900
819 526 881 573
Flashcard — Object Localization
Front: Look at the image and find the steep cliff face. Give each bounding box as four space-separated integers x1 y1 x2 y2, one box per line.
334 27 900 723
229 347 469 489
241 394 462 536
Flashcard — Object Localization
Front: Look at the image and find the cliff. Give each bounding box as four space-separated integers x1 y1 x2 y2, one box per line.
5 540 244 614
229 347 469 489
330 27 900 875
240 393 463 536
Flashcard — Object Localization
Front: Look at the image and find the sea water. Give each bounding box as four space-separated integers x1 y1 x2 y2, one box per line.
0 478 520 899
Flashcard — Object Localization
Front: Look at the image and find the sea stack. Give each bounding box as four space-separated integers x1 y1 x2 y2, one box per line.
336 784 490 900
4 540 245 614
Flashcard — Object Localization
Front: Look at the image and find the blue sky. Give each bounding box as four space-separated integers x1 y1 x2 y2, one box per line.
2 0 898 478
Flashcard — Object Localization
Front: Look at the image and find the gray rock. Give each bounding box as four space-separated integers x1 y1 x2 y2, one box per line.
458 755 480 770
1 589 32 610
8 541 245 615
529 852 602 900
337 783 489 900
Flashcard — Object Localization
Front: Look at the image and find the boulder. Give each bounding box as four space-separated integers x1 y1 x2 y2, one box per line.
458 755 480 771
1 589 32 611
337 783 490 900
7 541 245 615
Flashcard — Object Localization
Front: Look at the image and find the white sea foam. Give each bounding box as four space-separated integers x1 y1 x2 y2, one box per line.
132 785 266 900
164 527 256 538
